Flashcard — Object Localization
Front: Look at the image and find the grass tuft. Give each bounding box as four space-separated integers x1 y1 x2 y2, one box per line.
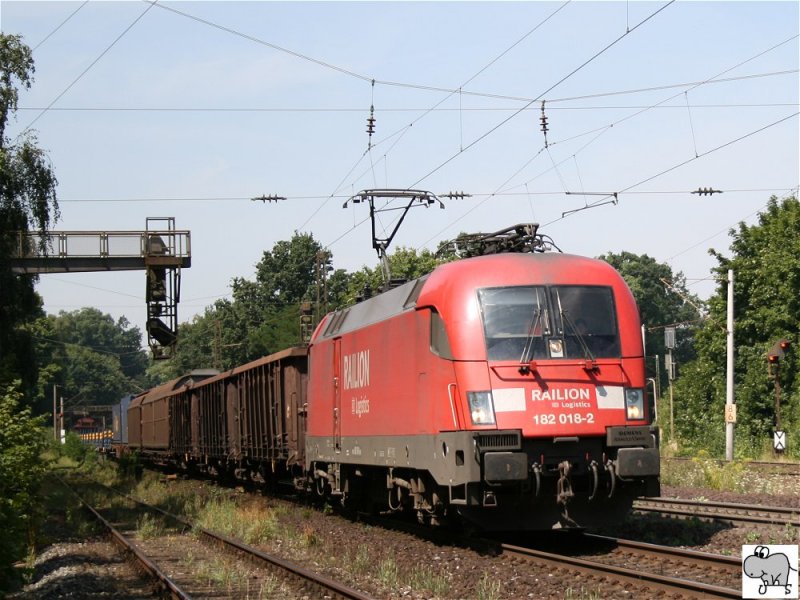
565 586 602 600
376 557 399 587
476 571 501 600
136 513 166 539
409 565 450 596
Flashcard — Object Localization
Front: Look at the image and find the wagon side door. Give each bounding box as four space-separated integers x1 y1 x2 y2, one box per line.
333 337 341 454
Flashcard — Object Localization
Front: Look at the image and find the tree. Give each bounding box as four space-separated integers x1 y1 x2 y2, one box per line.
344 246 444 304
31 309 148 415
600 252 702 382
674 196 800 457
0 34 59 396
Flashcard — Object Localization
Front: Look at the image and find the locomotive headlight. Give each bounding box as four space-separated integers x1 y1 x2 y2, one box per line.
467 391 496 425
625 388 645 420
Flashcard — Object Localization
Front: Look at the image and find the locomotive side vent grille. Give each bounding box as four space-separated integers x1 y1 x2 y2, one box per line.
475 432 521 451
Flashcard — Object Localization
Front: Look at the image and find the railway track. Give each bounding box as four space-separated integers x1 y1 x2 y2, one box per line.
634 496 800 526
502 535 742 599
61 476 375 600
61 478 192 599
362 510 742 598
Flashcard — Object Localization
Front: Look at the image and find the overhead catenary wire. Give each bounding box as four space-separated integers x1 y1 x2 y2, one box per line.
15 101 799 113
496 34 799 199
17 1 158 137
407 1 676 191
420 31 799 242
143 1 800 107
295 1 572 235
20 3 796 329
30 334 146 357
666 187 799 263
52 187 795 203
31 1 90 51
541 112 798 227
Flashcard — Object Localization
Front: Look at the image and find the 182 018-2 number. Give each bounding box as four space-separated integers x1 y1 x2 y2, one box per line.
533 413 595 425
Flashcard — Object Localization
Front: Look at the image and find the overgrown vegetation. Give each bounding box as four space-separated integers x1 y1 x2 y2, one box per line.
673 196 800 459
182 552 281 598
0 383 48 586
194 498 282 545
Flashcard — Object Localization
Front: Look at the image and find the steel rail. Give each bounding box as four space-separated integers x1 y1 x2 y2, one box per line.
59 478 192 600
584 533 742 571
108 484 375 600
634 497 800 526
500 542 742 598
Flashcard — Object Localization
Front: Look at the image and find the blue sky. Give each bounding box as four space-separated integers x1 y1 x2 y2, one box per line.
2 1 798 342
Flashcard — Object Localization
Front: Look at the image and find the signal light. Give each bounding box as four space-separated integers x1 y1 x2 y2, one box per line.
767 338 792 366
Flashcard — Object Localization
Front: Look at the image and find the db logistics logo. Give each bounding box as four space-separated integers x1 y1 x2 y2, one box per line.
742 544 799 599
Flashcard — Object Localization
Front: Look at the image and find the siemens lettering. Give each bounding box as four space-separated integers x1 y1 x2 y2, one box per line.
343 350 370 390
531 388 591 402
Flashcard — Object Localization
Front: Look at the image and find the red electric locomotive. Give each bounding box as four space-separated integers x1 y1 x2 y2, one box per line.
123 222 659 531
306 247 659 529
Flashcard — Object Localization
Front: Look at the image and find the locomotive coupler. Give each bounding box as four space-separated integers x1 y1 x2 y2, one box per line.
556 461 578 527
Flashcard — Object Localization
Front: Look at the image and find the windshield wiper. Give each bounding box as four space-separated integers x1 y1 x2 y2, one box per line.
519 307 543 365
555 290 596 363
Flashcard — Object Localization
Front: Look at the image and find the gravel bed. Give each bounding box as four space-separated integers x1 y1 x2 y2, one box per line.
12 468 799 599
8 540 156 600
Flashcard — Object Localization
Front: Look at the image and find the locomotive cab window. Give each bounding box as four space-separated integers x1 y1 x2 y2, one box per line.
479 286 550 361
551 286 620 359
478 285 620 361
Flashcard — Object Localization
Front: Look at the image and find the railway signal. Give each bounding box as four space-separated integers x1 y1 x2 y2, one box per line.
768 338 791 454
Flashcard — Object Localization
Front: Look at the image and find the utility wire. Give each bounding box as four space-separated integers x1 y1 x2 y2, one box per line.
666 187 799 262
415 1 677 246
337 1 662 245
148 1 798 106
541 112 798 227
299 2 571 234
408 0 676 190
496 34 800 198
52 187 795 203
31 1 90 51
18 2 157 137
30 334 145 357
17 101 797 113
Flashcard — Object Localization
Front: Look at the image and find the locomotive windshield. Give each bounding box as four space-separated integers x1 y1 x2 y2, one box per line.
478 285 620 361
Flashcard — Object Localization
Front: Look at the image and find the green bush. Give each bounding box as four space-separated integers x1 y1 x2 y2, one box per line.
62 431 89 463
0 382 48 587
